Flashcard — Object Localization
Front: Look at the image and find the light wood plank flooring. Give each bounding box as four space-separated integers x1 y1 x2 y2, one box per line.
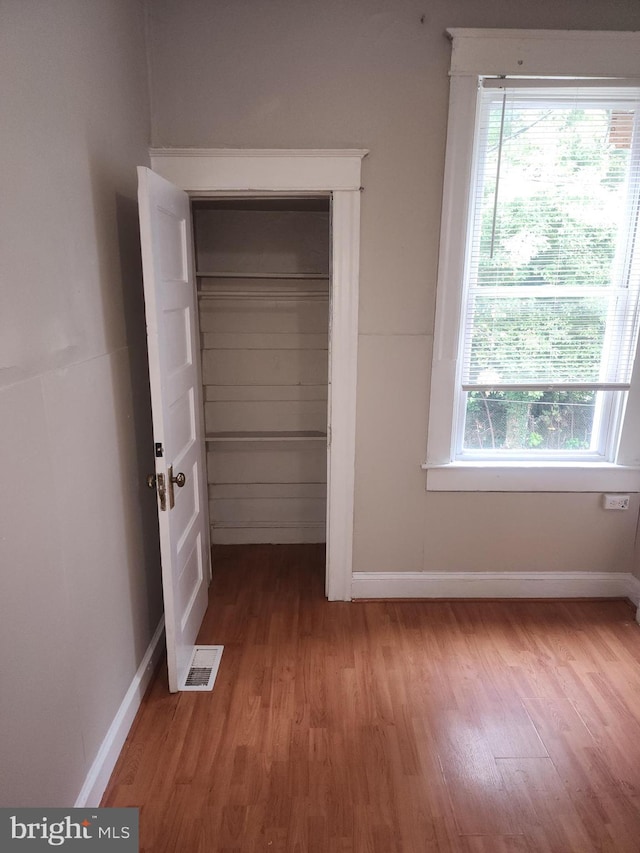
103 544 640 852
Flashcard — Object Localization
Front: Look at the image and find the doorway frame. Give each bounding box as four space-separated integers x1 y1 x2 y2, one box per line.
149 148 367 601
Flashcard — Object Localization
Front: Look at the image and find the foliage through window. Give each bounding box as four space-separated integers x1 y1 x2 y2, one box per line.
457 82 640 458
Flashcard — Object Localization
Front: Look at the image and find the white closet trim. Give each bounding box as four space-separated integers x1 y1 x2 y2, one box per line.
149 148 367 193
149 148 367 601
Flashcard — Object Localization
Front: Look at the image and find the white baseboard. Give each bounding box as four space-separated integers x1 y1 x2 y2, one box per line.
75 617 165 808
352 571 640 604
629 574 640 606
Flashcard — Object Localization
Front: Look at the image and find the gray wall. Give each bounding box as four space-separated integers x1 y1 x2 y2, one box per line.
147 0 640 577
0 0 162 806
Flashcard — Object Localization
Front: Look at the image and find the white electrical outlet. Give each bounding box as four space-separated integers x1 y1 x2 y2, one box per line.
602 494 630 510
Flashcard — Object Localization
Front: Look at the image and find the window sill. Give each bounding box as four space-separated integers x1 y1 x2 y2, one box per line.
422 461 640 492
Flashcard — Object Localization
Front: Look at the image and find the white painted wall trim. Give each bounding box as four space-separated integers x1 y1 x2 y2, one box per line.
149 149 366 601
149 149 368 193
424 462 640 492
447 28 640 78
629 574 640 606
352 571 640 603
426 30 640 489
326 191 361 601
74 618 165 808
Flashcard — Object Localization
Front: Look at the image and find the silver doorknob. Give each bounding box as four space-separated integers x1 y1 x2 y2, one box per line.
146 474 156 489
171 472 186 487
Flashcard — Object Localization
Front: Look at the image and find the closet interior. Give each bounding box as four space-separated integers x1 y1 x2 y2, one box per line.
192 197 331 545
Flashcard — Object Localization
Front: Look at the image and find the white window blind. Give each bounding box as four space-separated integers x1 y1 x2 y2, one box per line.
461 82 640 396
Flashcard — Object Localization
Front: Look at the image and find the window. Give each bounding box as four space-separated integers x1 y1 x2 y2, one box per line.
462 81 640 458
425 29 640 491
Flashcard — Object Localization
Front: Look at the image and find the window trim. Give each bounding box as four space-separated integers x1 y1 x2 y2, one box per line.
425 29 640 492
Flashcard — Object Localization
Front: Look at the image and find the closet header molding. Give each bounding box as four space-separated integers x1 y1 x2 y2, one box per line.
149 149 368 193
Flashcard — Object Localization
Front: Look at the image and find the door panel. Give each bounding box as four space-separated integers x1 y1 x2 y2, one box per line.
137 167 210 692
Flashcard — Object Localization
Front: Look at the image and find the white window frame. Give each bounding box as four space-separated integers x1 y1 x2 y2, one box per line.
424 29 640 492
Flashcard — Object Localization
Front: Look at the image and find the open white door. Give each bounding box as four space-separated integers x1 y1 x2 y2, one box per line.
137 166 211 692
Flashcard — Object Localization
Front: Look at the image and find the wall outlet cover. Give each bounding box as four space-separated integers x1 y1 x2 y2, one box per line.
602 494 630 510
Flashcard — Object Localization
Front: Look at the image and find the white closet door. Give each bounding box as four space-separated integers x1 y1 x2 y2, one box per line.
137 166 210 692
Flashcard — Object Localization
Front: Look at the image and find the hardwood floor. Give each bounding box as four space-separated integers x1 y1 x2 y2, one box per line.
103 544 640 852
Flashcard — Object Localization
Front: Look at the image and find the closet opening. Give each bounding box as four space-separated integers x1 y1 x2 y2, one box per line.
190 195 331 554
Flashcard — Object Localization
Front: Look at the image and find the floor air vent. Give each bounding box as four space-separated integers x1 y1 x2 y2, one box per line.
181 645 223 692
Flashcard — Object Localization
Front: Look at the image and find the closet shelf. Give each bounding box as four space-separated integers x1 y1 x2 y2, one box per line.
212 521 326 529
198 290 328 301
205 430 327 443
196 271 329 280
